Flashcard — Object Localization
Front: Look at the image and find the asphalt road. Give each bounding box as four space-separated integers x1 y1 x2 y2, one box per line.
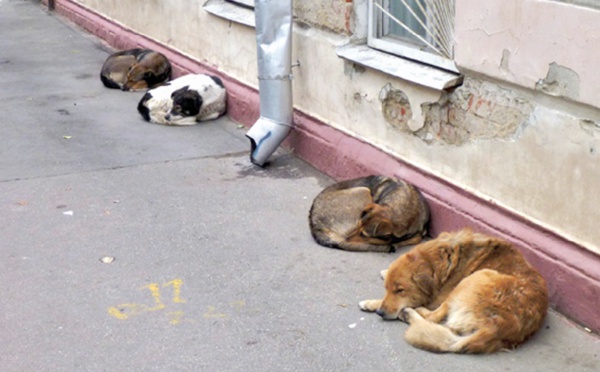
1 1 599 371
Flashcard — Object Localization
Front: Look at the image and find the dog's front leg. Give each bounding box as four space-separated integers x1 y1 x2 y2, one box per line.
358 299 382 312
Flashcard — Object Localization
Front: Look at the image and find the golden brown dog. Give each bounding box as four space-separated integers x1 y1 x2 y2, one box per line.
100 48 171 91
309 175 429 253
359 229 548 353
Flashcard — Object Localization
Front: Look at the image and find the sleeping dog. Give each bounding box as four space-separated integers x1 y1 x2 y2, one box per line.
309 176 429 252
100 48 171 91
359 229 548 353
137 74 227 125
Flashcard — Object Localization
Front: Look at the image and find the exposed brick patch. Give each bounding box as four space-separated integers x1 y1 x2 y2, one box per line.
294 0 353 35
418 78 533 145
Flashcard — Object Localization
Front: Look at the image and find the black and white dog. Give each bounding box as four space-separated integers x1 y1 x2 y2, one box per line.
137 74 227 125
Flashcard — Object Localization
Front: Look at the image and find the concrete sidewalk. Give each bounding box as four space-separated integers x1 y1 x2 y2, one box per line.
1 1 599 371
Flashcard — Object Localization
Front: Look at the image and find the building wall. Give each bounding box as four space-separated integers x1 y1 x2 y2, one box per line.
69 0 599 257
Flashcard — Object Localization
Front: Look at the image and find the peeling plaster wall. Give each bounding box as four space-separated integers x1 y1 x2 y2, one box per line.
373 75 600 254
455 0 600 109
294 0 354 35
68 0 600 254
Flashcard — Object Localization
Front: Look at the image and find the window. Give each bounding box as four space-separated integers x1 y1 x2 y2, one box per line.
204 0 255 28
368 0 457 72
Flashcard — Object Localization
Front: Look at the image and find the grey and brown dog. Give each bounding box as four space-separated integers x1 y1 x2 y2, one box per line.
309 175 429 253
100 48 171 91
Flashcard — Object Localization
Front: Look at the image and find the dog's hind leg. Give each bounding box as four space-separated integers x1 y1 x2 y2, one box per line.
393 233 424 248
336 241 394 253
450 328 504 354
402 308 463 353
403 308 504 353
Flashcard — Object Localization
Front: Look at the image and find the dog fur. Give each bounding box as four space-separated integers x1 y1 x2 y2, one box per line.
100 48 171 91
359 229 548 353
308 175 429 253
137 73 227 125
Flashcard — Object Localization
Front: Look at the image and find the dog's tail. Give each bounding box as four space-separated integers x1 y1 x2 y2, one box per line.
404 315 502 354
100 73 122 89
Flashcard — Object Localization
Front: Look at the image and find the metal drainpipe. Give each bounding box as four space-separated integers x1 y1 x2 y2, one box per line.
245 0 294 167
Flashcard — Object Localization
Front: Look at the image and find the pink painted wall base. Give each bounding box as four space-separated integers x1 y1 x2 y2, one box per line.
44 0 600 334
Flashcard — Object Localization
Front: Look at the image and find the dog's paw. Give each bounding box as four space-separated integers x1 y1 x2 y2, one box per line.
400 307 417 323
358 299 382 312
398 307 423 324
379 269 388 280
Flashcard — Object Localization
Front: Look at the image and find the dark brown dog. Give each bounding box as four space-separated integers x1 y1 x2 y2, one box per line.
309 176 429 252
100 48 171 91
359 229 548 353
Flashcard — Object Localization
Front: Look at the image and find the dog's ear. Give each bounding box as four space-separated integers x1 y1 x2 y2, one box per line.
360 203 377 219
171 86 190 99
412 264 434 297
438 244 459 282
373 219 394 237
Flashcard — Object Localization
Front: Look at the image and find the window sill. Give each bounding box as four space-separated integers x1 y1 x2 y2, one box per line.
203 0 255 28
336 43 463 91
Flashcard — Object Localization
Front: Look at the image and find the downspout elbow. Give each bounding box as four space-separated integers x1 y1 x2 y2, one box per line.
245 0 293 167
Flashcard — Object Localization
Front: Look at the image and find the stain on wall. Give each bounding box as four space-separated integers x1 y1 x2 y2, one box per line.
379 83 414 132
580 119 600 156
500 49 510 72
535 62 581 101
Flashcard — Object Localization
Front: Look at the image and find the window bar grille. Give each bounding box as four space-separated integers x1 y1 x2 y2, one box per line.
373 0 454 59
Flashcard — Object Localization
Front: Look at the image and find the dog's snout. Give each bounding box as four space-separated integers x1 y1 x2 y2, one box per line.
164 114 171 120
376 307 400 320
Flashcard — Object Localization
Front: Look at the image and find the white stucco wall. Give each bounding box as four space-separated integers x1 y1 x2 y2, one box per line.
74 0 599 254
455 0 600 109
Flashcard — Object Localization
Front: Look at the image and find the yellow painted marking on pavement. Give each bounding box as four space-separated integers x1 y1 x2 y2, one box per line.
107 303 145 320
204 306 227 318
141 283 166 311
230 300 246 309
168 311 186 325
108 278 187 324
164 279 186 303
